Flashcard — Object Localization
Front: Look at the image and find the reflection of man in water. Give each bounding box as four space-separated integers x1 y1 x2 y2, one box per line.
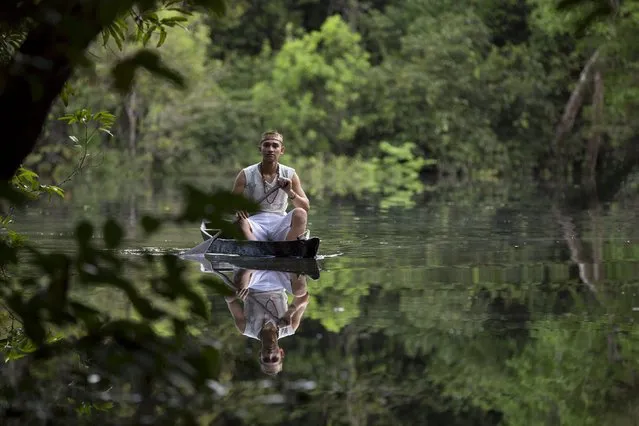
224 269 309 376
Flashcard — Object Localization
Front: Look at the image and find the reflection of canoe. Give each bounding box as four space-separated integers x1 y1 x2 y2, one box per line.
185 221 321 259
201 255 321 280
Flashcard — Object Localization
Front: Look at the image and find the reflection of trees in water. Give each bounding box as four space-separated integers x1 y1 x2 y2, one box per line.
205 182 639 425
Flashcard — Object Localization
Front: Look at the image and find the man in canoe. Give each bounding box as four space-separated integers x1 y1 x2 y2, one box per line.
225 268 309 376
232 131 310 241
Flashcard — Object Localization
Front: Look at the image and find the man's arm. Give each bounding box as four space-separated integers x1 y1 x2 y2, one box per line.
224 268 253 333
232 170 246 194
224 297 246 333
286 173 310 211
282 274 309 331
288 293 309 332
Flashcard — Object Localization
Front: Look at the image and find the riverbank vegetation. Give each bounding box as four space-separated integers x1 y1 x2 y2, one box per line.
10 0 639 190
3 0 639 424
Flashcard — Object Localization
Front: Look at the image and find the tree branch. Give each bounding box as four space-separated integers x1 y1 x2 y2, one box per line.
0 1 133 181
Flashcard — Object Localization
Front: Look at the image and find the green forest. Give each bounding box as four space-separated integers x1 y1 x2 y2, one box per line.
2 0 639 425
3 0 638 187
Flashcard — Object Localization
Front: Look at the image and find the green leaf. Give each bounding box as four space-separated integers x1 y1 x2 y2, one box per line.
161 16 189 24
40 185 65 199
103 218 124 249
157 27 167 47
142 26 155 46
112 49 186 93
101 28 111 46
136 23 145 42
58 114 77 124
60 83 74 106
108 26 123 51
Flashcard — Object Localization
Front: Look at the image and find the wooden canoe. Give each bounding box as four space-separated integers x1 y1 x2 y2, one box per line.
183 221 321 259
199 255 321 279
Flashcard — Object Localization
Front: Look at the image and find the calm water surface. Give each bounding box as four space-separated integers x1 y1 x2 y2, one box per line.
11 186 639 425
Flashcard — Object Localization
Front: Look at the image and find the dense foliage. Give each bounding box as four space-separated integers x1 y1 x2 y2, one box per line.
3 0 639 424
14 0 639 186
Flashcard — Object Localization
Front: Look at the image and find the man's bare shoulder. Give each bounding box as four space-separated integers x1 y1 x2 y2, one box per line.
233 169 247 193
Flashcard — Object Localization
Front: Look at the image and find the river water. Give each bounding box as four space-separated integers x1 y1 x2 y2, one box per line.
9 180 639 425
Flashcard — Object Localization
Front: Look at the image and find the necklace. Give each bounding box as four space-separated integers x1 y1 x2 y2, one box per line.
258 163 279 204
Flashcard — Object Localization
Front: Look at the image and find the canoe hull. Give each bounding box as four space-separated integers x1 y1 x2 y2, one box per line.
199 222 320 259
204 236 320 259
203 255 321 279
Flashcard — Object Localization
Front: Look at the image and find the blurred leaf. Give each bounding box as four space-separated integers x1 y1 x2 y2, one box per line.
109 26 124 50
103 218 124 249
46 255 70 318
185 289 209 320
161 16 189 24
75 221 93 246
92 111 116 128
199 276 234 296
104 275 165 320
112 49 186 93
178 185 256 222
21 316 45 345
186 344 221 384
141 215 162 234
0 180 28 205
69 302 103 329
0 240 18 266
193 0 227 16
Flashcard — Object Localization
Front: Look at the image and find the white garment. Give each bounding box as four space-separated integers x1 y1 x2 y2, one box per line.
247 210 295 241
243 163 295 215
242 270 295 341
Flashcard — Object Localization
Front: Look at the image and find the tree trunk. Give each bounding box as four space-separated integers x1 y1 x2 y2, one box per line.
554 206 598 293
583 68 604 187
124 90 139 157
0 1 130 181
554 49 601 151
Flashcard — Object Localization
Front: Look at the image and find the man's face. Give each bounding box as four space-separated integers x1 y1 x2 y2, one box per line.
259 140 284 163
261 347 284 364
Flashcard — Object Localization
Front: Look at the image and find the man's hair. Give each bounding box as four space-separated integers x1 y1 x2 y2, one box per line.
260 131 284 145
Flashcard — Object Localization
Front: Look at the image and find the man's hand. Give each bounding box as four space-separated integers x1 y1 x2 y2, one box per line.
236 210 251 232
277 311 292 327
277 177 293 194
236 287 249 301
